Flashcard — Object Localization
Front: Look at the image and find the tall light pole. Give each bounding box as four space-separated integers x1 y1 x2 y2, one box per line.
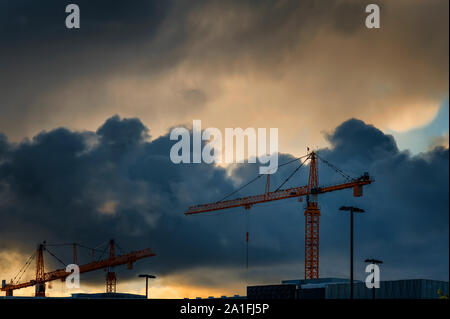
138 274 156 299
365 259 383 299
339 206 365 299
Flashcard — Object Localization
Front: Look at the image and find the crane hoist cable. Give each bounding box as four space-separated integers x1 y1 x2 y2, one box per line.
45 247 67 267
76 243 106 253
245 208 250 270
274 155 310 191
204 154 312 272
217 154 310 203
115 242 127 255
96 243 109 261
46 242 105 253
233 155 312 272
12 252 33 283
315 153 355 182
244 155 309 269
46 242 108 264
34 240 128 270
12 251 36 284
218 174 263 203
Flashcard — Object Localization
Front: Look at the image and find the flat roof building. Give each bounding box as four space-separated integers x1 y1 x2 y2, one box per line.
247 278 449 299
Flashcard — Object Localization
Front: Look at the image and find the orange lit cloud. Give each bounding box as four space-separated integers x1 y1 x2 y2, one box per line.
0 1 447 160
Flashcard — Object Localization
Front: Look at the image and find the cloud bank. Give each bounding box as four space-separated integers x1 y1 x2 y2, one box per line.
0 0 448 157
0 116 448 291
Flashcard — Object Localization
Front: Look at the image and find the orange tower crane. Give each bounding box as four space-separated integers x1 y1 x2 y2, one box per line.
1 239 155 297
185 151 373 279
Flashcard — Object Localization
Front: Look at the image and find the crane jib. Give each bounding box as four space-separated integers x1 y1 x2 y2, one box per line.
184 151 374 281
185 176 373 215
1 248 155 293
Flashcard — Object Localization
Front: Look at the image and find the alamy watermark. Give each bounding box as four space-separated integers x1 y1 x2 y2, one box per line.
170 120 279 174
65 4 80 29
365 263 381 289
365 4 380 29
65 264 80 289
63 261 381 291
64 3 380 30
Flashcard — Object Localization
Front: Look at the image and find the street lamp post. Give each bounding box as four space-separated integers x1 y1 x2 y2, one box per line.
364 259 383 299
339 206 365 299
138 274 156 299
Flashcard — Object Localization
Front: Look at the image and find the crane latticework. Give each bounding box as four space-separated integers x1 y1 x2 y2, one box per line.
185 150 374 280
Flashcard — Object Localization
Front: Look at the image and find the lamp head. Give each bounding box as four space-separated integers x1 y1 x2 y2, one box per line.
365 259 383 264
339 206 365 213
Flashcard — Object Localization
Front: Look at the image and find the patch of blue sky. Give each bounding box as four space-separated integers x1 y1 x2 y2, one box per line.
387 99 449 154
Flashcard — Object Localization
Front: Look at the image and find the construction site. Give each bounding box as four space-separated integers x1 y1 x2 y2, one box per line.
2 150 447 299
1 239 155 298
0 0 448 309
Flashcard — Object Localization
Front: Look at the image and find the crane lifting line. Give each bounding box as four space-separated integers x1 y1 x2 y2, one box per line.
216 155 307 271
212 152 355 207
45 241 117 263
274 156 310 192
45 247 68 267
225 154 310 273
10 244 81 286
315 153 355 182
217 154 311 203
46 242 105 253
13 240 126 283
12 252 36 285
188 150 357 219
45 240 128 260
10 241 111 285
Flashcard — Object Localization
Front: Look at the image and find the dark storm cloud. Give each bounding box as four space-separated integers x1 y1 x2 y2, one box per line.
0 0 448 285
325 119 399 161
0 0 180 138
97 115 149 145
0 115 238 277
0 134 8 159
0 116 448 284
317 120 449 280
0 0 171 42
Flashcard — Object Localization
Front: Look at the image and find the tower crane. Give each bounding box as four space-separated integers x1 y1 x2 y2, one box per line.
184 151 373 279
1 239 155 297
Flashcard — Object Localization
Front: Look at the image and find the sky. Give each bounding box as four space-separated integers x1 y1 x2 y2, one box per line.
0 0 448 298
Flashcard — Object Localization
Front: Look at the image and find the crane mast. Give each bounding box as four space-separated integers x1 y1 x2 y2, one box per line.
185 151 373 280
35 243 45 296
106 239 117 293
305 152 320 279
